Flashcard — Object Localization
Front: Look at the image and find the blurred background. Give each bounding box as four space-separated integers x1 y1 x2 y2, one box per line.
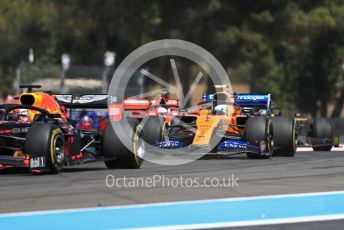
0 0 343 119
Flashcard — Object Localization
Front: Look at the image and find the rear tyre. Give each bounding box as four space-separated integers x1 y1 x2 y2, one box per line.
25 124 65 174
272 116 296 157
245 116 272 159
311 118 333 151
103 118 143 169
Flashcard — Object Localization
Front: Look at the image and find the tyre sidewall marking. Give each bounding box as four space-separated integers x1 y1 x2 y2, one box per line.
133 125 143 165
161 121 168 140
50 128 63 171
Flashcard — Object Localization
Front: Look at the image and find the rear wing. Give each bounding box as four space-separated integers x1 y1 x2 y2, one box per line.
108 95 180 121
55 95 109 109
234 94 271 108
202 93 271 108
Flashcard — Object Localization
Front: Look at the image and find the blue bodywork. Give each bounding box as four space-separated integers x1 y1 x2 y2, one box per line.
156 140 183 149
155 139 266 154
235 94 271 107
202 93 271 108
217 139 261 152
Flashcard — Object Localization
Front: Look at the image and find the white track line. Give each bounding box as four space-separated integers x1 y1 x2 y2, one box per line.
120 214 344 230
1 191 344 218
297 146 344 152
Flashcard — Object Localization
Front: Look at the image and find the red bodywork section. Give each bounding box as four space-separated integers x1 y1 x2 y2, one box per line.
109 95 181 123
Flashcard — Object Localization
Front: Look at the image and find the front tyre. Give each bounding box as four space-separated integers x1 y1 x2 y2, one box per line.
25 124 65 174
245 116 272 159
103 119 143 169
272 116 296 157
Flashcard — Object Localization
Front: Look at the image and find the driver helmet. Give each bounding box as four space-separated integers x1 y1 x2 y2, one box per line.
157 107 168 115
83 115 91 123
214 104 227 115
18 109 29 122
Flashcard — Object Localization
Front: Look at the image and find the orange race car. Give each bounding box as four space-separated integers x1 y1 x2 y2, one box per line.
137 85 297 159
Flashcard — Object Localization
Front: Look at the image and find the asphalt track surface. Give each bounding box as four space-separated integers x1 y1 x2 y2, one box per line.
1 150 344 229
1 150 344 213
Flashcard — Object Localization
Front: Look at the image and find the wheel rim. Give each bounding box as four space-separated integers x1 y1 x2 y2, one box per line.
54 135 65 164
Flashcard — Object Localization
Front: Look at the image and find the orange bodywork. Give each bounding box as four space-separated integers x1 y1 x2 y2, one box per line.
192 109 241 145
192 92 243 145
18 92 69 120
193 110 220 145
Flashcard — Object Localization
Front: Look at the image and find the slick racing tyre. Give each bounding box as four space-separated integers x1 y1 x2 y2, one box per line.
141 116 165 144
25 124 65 174
102 118 143 169
245 116 272 159
272 116 296 157
311 118 333 151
